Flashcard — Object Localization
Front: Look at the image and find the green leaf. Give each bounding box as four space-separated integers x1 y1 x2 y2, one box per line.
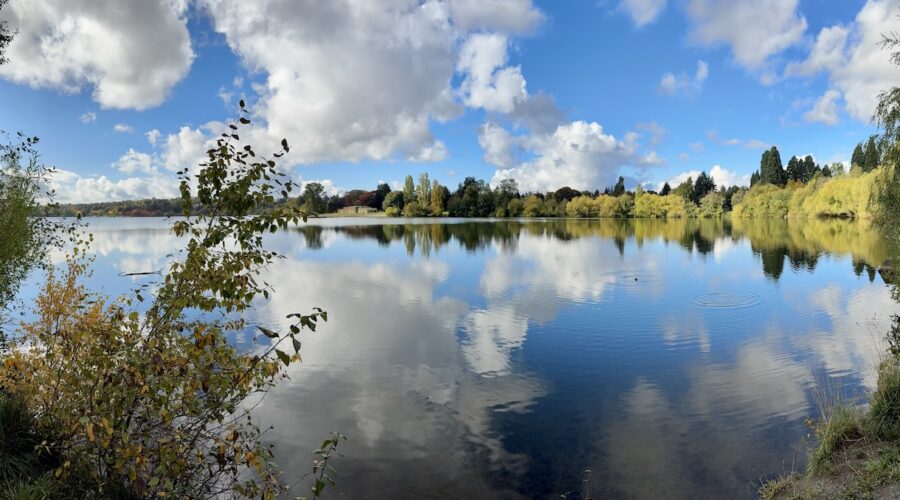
292 337 302 353
275 349 290 366
257 326 279 339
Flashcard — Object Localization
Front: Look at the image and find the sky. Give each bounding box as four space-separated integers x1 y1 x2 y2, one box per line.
0 0 896 203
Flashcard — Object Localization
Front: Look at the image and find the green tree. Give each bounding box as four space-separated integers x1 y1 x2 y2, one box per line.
301 181 326 213
864 135 881 172
416 172 431 207
760 146 786 186
851 142 866 170
750 171 761 186
693 171 716 203
611 176 625 196
382 191 404 211
875 29 900 237
403 175 415 204
660 182 671 196
786 156 802 182
802 155 818 182
430 179 444 215
374 182 391 209
673 177 695 203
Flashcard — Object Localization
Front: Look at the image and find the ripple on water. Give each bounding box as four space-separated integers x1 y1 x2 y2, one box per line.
693 291 763 309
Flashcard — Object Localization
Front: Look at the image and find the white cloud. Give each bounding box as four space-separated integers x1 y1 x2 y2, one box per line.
658 60 708 95
786 0 900 122
112 149 154 174
620 0 667 28
49 168 179 204
447 0 543 34
457 33 527 114
79 111 96 123
0 0 194 109
145 129 161 147
200 0 475 165
784 25 849 77
804 89 842 125
685 0 806 70
706 129 769 150
487 120 660 193
161 125 213 173
658 165 750 191
478 122 518 168
113 123 133 133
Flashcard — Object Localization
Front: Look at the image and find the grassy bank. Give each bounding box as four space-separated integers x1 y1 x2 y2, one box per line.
761 352 900 499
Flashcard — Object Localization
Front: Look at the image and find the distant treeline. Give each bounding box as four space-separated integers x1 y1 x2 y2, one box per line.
44 141 890 221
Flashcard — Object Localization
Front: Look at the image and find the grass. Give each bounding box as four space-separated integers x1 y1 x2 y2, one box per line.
761 357 900 499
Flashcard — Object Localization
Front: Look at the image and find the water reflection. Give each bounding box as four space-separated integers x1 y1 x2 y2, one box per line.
23 217 899 498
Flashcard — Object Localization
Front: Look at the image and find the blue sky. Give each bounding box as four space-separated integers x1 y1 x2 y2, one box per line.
0 0 895 202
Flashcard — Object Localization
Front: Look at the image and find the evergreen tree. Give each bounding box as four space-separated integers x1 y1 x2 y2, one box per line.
673 177 694 203
802 155 818 182
760 146 785 186
786 156 801 182
863 135 880 172
851 142 865 170
693 171 716 203
611 176 625 196
660 182 671 196
750 171 760 186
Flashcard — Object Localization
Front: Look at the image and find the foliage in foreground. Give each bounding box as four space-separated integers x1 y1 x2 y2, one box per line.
0 105 330 498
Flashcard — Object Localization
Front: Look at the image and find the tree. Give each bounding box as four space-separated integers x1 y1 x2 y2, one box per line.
430 179 444 215
382 191 404 211
554 186 580 202
0 134 61 318
403 174 415 203
0 0 12 65
786 156 802 182
301 181 326 213
673 177 694 203
0 106 334 498
373 182 391 209
750 171 761 186
864 135 880 172
851 142 865 170
611 176 625 196
760 146 785 186
875 29 900 237
802 155 818 182
660 182 671 196
693 171 716 203
416 172 431 208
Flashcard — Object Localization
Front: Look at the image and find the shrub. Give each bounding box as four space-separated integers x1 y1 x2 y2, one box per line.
0 105 329 498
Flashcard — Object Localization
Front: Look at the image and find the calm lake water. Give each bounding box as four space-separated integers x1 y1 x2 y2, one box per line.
15 217 900 499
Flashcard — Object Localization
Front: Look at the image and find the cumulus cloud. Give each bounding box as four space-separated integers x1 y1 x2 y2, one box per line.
457 33 527 114
620 0 667 28
657 165 750 191
658 60 708 95
785 0 900 122
200 0 472 165
145 129 161 147
80 111 96 124
447 0 543 34
685 0 806 70
487 120 660 193
112 149 154 174
0 0 194 109
804 89 842 125
113 123 133 133
50 168 179 204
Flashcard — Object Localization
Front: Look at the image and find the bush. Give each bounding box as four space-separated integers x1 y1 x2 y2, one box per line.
385 206 401 217
0 107 329 498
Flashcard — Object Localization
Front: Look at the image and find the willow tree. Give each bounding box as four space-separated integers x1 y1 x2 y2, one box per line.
876 29 900 236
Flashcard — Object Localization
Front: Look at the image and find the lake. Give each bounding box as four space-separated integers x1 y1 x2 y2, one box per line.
15 217 899 499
